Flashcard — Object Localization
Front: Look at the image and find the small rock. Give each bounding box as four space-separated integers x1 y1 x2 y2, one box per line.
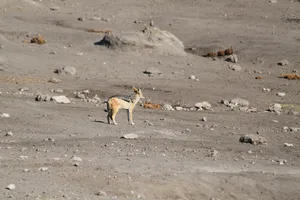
70 156 82 162
54 66 76 76
49 51 57 55
239 134 267 145
284 143 294 147
19 155 28 160
269 0 277 3
277 92 285 97
35 94 51 102
230 98 249 107
175 106 183 111
5 131 13 137
271 120 278 123
162 104 174 111
228 64 242 71
73 163 80 167
38 167 49 172
143 68 162 76
0 113 10 118
48 77 61 83
278 59 289 66
23 168 29 172
19 87 29 92
77 17 85 21
189 75 196 80
290 127 300 132
201 117 207 122
95 191 107 196
225 54 238 63
52 88 63 93
76 93 85 99
268 103 282 114
121 133 139 139
263 88 271 92
51 96 70 104
6 184 16 190
194 101 211 110
50 6 60 11
210 149 218 157
101 18 110 22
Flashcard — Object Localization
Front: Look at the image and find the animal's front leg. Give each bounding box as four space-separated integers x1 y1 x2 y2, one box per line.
128 109 135 125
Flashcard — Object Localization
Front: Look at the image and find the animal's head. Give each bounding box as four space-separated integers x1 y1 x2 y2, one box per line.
133 87 145 99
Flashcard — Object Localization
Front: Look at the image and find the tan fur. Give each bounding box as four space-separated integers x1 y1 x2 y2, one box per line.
106 87 145 125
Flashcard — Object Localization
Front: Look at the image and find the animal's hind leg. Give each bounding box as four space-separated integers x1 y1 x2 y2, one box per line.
107 111 112 124
111 107 119 125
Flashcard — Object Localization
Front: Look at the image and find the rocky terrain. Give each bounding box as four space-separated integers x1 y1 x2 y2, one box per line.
0 0 300 199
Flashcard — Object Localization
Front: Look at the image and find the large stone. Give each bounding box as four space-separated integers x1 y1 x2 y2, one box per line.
239 134 267 145
95 26 186 56
230 98 249 107
194 102 212 110
51 96 70 104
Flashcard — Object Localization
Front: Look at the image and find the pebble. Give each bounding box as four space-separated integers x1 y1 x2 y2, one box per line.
262 88 271 92
201 117 207 122
162 104 174 111
239 134 267 145
225 54 238 63
49 51 57 55
0 113 10 118
276 92 285 97
143 68 162 76
54 66 76 76
95 190 107 196
290 127 300 132
228 64 242 71
23 168 29 172
51 88 63 93
175 106 183 111
121 133 139 139
6 184 16 190
77 17 84 21
284 143 294 147
230 98 249 107
51 96 70 104
38 167 49 172
189 75 196 80
277 59 289 66
19 87 29 92
269 0 277 3
50 6 60 11
194 101 212 110
5 131 13 137
71 156 82 162
48 77 61 83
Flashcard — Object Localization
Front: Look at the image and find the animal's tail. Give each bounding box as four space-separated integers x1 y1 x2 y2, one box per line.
102 100 108 112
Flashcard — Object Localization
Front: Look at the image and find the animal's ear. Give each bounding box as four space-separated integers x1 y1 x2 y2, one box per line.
133 86 138 93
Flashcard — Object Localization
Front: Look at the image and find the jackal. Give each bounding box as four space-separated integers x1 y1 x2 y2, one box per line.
104 87 145 125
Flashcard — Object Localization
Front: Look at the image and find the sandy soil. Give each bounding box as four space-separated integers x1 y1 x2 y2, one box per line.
0 0 300 199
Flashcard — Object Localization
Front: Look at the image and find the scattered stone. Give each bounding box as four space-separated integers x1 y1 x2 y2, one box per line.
263 88 271 92
73 163 80 167
284 143 294 147
5 131 13 137
209 149 218 157
225 54 238 63
201 117 207 122
277 92 285 97
255 76 263 80
51 96 70 104
49 51 57 55
51 88 63 93
194 101 212 110
38 167 49 172
19 87 29 92
30 35 46 45
277 59 289 66
271 120 278 123
76 93 85 99
54 66 76 76
230 98 249 107
50 6 60 11
44 138 55 142
276 159 287 165
6 184 16 190
228 64 242 71
48 77 61 83
77 17 84 21
101 18 110 22
268 103 282 114
269 0 277 3
19 155 28 160
189 75 196 80
0 113 10 118
143 68 162 76
290 127 300 132
23 168 29 172
162 104 174 111
35 94 51 102
175 106 183 111
95 191 107 196
71 156 82 162
239 134 267 145
121 133 139 139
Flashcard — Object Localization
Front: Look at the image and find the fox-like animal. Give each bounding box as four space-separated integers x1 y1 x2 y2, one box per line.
104 87 145 125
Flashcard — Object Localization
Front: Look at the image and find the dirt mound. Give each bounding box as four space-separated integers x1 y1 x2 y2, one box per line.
95 26 186 56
